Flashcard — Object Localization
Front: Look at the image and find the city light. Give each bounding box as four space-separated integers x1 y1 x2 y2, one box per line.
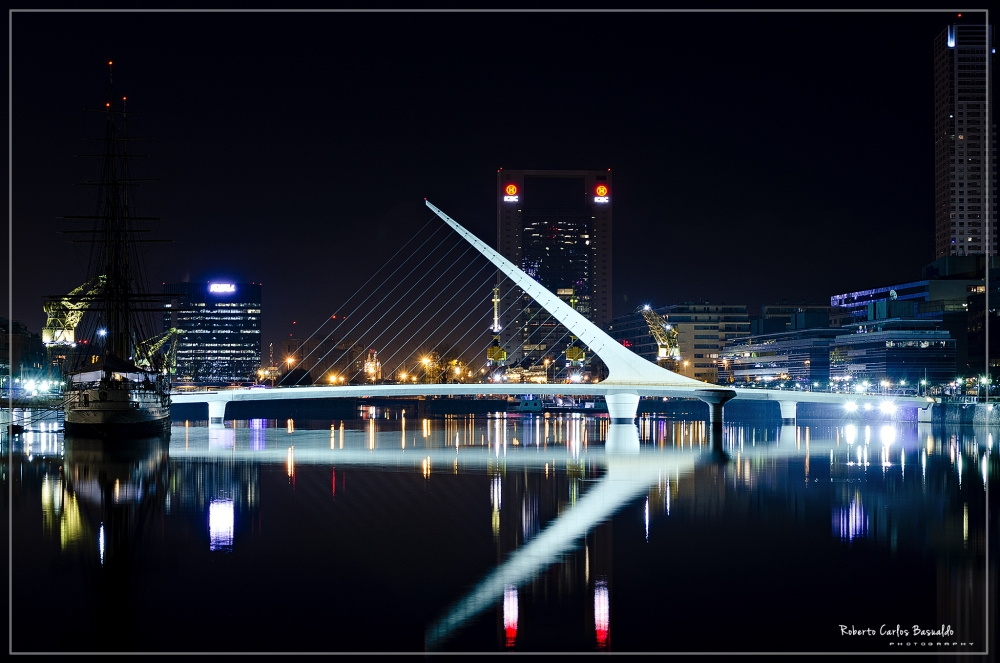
844 401 858 412
879 401 896 415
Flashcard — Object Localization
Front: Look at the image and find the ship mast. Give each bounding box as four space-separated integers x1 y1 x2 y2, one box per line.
99 60 139 361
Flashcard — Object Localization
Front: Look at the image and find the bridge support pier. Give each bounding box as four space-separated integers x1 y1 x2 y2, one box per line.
918 405 934 423
208 400 227 427
777 400 797 424
605 392 640 424
696 389 736 455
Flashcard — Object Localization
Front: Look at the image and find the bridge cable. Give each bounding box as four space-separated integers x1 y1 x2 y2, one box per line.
307 239 476 384
371 260 497 382
289 225 460 383
286 215 442 369
339 257 493 383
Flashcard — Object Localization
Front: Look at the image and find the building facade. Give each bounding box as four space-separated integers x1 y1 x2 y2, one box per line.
608 303 750 382
829 320 956 385
933 22 995 258
830 278 979 326
0 318 47 388
720 328 843 385
496 169 612 365
163 282 262 386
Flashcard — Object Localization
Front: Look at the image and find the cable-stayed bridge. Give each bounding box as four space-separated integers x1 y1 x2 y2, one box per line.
174 201 935 431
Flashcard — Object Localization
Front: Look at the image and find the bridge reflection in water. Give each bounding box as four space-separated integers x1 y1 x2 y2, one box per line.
10 413 992 653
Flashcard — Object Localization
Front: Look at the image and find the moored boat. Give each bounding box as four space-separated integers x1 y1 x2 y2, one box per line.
49 63 172 436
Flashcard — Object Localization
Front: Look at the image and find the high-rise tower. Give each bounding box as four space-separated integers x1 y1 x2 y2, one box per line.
496 169 612 366
163 281 262 385
933 22 995 259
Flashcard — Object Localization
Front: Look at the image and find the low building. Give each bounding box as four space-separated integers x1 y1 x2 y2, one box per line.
758 303 833 332
830 278 978 327
0 318 47 389
608 303 750 382
829 319 956 385
719 328 843 386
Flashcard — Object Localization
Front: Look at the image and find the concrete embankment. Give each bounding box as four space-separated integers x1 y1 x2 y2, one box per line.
933 401 1000 426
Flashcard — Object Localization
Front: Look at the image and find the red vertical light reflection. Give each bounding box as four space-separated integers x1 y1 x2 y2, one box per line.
331 468 336 497
503 585 518 647
595 577 609 649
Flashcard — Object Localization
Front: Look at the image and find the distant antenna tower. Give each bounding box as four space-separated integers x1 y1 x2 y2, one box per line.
487 286 506 366
491 286 501 333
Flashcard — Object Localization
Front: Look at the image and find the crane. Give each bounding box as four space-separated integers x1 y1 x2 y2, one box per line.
42 275 107 346
638 305 681 369
134 327 179 374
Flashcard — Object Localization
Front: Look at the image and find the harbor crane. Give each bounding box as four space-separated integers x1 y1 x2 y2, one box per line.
135 327 180 375
638 305 681 369
42 275 107 346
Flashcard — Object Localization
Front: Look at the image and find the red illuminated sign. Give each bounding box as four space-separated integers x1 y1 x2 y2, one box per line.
595 185 608 197
505 184 518 196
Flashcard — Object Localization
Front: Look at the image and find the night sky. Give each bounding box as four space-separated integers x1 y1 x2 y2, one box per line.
8 10 980 362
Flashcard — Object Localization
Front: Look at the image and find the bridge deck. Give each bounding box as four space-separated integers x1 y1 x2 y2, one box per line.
172 383 933 408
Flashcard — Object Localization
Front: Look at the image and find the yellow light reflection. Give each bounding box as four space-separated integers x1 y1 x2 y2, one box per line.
60 493 83 550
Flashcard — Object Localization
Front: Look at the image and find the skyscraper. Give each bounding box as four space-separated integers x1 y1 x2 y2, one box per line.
933 22 995 259
496 169 612 366
163 281 262 385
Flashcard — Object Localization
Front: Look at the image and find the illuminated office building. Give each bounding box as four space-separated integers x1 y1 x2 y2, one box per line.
933 21 995 258
163 282 262 386
496 169 612 365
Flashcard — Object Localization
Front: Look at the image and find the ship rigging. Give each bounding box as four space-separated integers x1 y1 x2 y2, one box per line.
45 62 172 435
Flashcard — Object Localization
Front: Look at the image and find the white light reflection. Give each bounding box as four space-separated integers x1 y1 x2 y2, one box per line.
644 496 649 542
209 499 234 552
595 577 609 649
98 523 105 565
665 478 670 516
503 585 518 647
834 495 868 542
879 425 895 446
425 450 693 650
491 475 502 538
983 455 989 486
845 424 857 446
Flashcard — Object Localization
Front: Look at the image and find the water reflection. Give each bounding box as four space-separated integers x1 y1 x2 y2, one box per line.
63 434 169 567
8 413 994 653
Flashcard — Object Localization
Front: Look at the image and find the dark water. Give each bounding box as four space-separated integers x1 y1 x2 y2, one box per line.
6 411 995 654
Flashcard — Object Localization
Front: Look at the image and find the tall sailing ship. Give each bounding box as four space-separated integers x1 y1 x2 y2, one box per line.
45 63 172 435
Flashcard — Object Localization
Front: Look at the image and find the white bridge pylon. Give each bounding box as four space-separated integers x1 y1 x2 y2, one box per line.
424 200 735 421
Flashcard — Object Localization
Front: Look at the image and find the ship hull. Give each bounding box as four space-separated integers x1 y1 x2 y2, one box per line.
64 416 171 437
64 385 171 437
